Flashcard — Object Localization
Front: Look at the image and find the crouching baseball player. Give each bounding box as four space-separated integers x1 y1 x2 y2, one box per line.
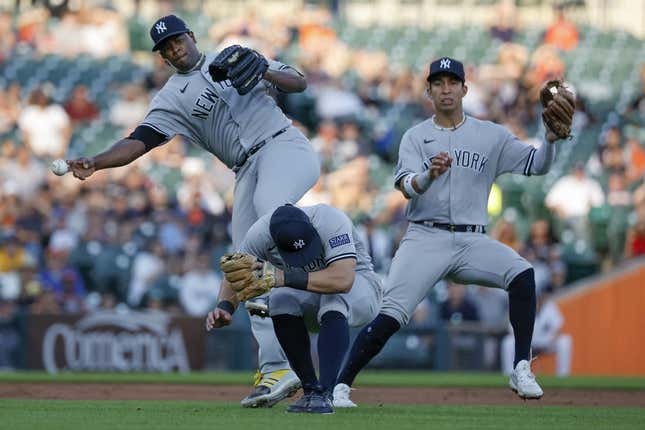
206 204 382 413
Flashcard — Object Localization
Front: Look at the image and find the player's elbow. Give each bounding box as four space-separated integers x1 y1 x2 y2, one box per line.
335 271 355 293
292 77 307 93
530 165 551 176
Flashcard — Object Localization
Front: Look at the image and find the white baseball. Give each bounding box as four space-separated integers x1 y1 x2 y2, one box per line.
51 159 69 176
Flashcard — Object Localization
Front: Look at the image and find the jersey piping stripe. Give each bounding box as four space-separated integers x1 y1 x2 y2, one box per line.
394 171 412 186
524 147 537 176
326 253 357 265
140 122 170 139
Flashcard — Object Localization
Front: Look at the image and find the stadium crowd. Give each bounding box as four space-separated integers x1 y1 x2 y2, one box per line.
0 2 643 368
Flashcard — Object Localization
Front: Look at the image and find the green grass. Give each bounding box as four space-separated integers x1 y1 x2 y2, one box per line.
1 371 644 390
0 400 642 430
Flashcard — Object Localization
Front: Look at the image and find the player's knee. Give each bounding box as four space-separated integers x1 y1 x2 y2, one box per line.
507 268 535 300
268 288 302 317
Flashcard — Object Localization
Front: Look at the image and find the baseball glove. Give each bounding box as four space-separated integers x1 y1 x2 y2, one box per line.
208 45 246 82
220 253 275 302
540 80 576 140
227 49 269 95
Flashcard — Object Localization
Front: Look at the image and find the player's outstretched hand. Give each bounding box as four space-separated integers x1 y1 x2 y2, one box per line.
205 308 232 331
67 157 96 180
430 151 452 179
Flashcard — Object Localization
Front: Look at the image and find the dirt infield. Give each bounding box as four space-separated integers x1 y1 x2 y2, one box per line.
1 383 644 407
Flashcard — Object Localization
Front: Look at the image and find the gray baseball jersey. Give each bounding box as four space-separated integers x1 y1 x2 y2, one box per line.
240 204 374 274
382 115 553 326
394 115 540 225
139 52 320 375
239 204 382 328
141 53 296 169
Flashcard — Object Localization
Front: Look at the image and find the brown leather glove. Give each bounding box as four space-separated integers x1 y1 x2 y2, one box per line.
219 253 275 302
540 80 576 140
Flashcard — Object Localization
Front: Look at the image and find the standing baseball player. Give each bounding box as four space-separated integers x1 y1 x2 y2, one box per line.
206 204 382 413
66 15 320 407
333 57 575 403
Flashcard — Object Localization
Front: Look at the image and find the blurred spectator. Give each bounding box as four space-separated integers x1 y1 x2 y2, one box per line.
623 64 645 121
310 120 340 172
543 5 579 51
0 83 22 135
297 175 332 206
179 253 221 316
440 283 480 324
63 84 100 125
29 289 61 314
524 45 565 101
0 232 28 274
1 145 47 196
0 299 19 369
599 127 626 174
128 239 165 307
0 11 16 63
39 245 86 313
624 186 645 259
521 219 566 293
0 232 27 301
625 137 645 185
144 55 173 93
142 251 183 312
501 291 572 376
546 162 605 238
109 83 149 134
18 85 71 159
491 218 522 252
488 0 518 42
355 216 393 274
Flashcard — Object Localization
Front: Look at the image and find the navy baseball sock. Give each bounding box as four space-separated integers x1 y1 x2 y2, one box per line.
271 314 318 390
507 268 536 367
318 311 349 392
337 313 400 387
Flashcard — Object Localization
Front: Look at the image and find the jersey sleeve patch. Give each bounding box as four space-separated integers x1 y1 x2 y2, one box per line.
329 233 351 248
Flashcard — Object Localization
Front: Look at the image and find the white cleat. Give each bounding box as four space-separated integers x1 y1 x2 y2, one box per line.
240 369 301 408
332 383 357 408
509 360 544 400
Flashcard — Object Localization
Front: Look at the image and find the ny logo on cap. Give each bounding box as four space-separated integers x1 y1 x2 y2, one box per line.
440 58 451 69
293 239 305 249
155 21 167 34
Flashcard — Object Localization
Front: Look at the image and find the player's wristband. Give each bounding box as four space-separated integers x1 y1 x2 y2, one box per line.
414 170 433 192
402 174 421 197
283 270 309 290
216 300 235 314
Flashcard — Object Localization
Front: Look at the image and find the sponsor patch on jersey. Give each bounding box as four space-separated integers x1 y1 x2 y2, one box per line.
329 234 351 249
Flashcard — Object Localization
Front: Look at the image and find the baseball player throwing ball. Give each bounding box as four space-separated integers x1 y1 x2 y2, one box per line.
333 57 575 402
206 204 382 413
66 15 321 407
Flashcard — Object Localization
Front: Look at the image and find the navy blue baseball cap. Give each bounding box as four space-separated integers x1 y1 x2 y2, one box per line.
270 205 323 268
427 57 465 83
150 15 190 51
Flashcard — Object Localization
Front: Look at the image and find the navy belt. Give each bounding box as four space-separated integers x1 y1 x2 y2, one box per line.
233 127 288 172
413 221 486 234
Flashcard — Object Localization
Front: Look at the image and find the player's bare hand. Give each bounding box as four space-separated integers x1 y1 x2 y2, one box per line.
67 157 96 180
430 152 452 179
205 308 232 331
